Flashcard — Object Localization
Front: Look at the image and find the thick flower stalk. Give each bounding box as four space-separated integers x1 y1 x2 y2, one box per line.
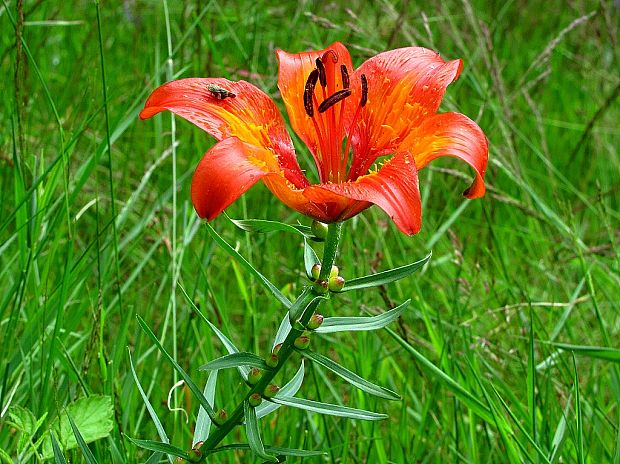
140 42 488 234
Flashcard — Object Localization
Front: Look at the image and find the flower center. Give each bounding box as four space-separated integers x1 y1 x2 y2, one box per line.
303 52 368 183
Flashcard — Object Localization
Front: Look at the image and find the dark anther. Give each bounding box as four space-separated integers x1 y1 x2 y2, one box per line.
304 69 319 117
360 74 368 107
340 65 350 89
318 89 352 113
315 58 327 87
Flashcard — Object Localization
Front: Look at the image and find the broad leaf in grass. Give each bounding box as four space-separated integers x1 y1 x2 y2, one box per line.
341 252 431 292
303 350 400 400
8 406 46 455
41 395 113 460
270 396 387 421
316 300 410 334
199 352 268 371
126 437 190 460
256 361 305 419
244 401 277 462
229 217 311 237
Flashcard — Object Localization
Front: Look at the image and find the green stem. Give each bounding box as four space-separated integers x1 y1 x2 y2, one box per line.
198 221 344 459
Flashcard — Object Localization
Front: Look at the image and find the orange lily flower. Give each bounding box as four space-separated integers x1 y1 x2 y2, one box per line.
140 43 488 235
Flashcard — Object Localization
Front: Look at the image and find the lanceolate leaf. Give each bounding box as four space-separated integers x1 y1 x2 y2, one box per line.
126 437 190 460
203 443 324 458
341 252 431 292
304 239 321 278
303 350 400 400
193 370 218 447
137 316 216 420
244 401 277 462
316 300 411 334
206 223 292 308
229 217 311 237
256 362 305 419
551 343 620 362
178 284 250 381
66 414 99 464
128 350 172 461
50 432 68 464
199 352 268 371
270 396 387 421
272 313 292 349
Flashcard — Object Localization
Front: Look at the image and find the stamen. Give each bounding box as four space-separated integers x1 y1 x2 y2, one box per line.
360 74 368 107
318 89 352 113
340 65 350 89
304 69 319 117
315 58 327 87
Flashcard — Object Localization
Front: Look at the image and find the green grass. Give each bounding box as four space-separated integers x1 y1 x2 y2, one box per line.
1 0 618 462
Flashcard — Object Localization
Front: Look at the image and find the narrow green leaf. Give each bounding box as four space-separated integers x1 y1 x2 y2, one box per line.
341 253 431 292
67 414 99 464
548 396 570 463
386 327 494 423
304 239 320 278
316 300 410 334
288 287 325 324
229 217 310 236
193 370 218 447
50 432 68 464
256 362 305 419
126 437 190 460
270 396 387 421
244 401 277 462
303 350 400 400
551 342 620 362
272 313 292 349
206 223 292 308
137 316 216 420
199 352 267 371
203 443 324 458
128 349 171 456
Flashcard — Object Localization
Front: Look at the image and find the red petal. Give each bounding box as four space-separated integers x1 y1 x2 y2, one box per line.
141 78 308 188
276 43 353 162
348 48 462 180
304 152 422 235
191 138 283 220
403 112 488 198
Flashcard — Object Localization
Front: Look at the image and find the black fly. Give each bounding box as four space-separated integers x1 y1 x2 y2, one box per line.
207 84 236 100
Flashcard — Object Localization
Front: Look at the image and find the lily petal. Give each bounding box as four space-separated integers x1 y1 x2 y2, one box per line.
276 43 353 159
191 138 283 219
304 152 422 235
141 78 308 188
403 112 488 198
348 48 462 180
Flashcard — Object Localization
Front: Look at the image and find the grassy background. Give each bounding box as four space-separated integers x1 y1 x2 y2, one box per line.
1 0 619 462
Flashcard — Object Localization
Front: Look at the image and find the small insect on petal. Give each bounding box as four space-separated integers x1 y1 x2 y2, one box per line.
206 84 236 100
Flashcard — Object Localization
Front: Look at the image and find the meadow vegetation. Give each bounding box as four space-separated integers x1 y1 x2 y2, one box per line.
0 0 618 462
